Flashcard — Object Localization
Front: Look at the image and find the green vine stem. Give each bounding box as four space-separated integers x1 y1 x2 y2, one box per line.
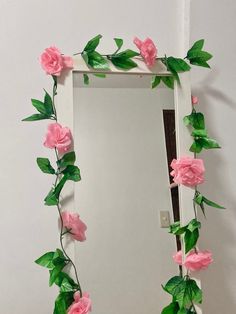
52 78 82 297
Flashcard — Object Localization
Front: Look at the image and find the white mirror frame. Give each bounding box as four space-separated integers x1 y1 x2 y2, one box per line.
56 55 200 311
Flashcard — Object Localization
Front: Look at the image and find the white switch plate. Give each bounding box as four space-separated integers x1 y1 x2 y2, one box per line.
160 211 170 228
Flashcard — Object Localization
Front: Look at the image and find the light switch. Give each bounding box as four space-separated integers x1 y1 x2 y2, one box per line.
160 211 170 228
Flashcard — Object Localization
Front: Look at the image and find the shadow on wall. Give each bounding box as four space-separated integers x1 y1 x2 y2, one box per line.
192 69 236 312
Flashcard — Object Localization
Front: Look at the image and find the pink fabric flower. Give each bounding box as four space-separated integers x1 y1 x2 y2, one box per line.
40 46 73 76
173 250 213 271
133 37 157 67
68 292 92 314
61 211 87 242
191 95 199 105
43 123 73 154
170 156 205 187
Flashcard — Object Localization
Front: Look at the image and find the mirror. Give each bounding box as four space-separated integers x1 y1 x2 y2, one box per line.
72 73 179 313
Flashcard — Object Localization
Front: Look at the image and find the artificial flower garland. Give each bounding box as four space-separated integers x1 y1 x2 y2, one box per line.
23 35 224 314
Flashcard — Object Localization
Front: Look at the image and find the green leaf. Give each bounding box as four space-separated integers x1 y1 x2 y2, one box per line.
114 38 123 53
83 34 102 53
62 165 81 182
57 151 76 169
163 276 185 296
188 39 205 53
93 73 106 78
177 309 188 314
22 113 50 121
83 74 89 85
52 249 68 267
167 57 191 72
35 251 55 268
187 219 201 232
86 51 109 70
53 292 74 314
200 137 221 149
190 140 203 153
189 58 211 68
161 76 174 89
169 221 187 235
183 112 205 130
187 50 213 62
114 49 139 59
162 302 180 314
202 196 225 209
192 129 208 138
60 278 75 293
49 263 66 286
111 57 137 70
54 272 78 290
43 90 54 115
184 229 199 253
31 99 47 114
37 157 55 174
185 279 202 305
44 176 67 206
151 76 161 89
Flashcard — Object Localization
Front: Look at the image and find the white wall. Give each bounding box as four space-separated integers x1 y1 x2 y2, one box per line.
190 0 236 312
0 0 235 313
0 1 184 313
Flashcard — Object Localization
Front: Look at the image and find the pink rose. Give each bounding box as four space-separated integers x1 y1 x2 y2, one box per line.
170 156 205 187
40 46 73 76
173 250 213 271
191 95 199 105
61 211 87 242
68 292 92 314
133 37 157 67
43 123 73 154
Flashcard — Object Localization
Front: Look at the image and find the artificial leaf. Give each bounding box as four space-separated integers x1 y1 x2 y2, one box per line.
169 221 187 235
200 137 221 149
183 112 205 130
55 272 78 290
93 73 106 78
186 39 213 68
49 263 66 286
184 229 199 253
191 129 208 138
31 99 47 114
35 251 55 268
83 34 102 53
114 49 139 59
62 165 81 182
60 278 75 293
111 57 137 70
202 196 225 209
177 309 188 314
22 113 50 121
187 39 205 54
151 76 161 89
53 292 74 314
44 176 67 206
57 151 76 169
86 51 109 70
162 301 180 314
187 219 201 233
161 76 174 89
163 276 184 295
37 157 55 174
83 74 89 85
43 90 54 115
190 140 203 153
114 38 123 53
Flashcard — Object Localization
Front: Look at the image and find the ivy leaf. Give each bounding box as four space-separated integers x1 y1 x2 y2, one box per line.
187 39 213 68
53 292 74 314
57 152 76 169
31 99 47 114
187 219 201 232
200 137 221 149
114 38 124 53
35 251 55 268
151 76 161 89
62 165 81 182
202 196 225 209
114 49 139 59
169 221 187 235
190 140 203 153
184 228 199 253
83 34 102 53
86 51 110 70
55 272 78 290
22 113 51 121
60 278 75 293
37 157 55 174
44 176 67 206
49 263 66 286
183 112 205 130
111 56 137 70
83 74 89 85
191 129 208 138
161 76 175 89
43 90 54 115
166 57 191 83
161 301 180 314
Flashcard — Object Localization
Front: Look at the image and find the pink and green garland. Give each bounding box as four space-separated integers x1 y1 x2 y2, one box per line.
23 35 224 314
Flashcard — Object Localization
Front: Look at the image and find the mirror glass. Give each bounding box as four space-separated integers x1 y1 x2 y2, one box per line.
72 73 179 314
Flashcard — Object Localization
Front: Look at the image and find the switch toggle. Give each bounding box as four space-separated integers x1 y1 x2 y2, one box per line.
160 211 170 228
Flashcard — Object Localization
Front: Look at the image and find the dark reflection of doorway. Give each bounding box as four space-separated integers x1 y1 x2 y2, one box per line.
163 110 181 251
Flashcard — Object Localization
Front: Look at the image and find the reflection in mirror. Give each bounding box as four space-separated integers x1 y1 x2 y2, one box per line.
73 73 179 314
